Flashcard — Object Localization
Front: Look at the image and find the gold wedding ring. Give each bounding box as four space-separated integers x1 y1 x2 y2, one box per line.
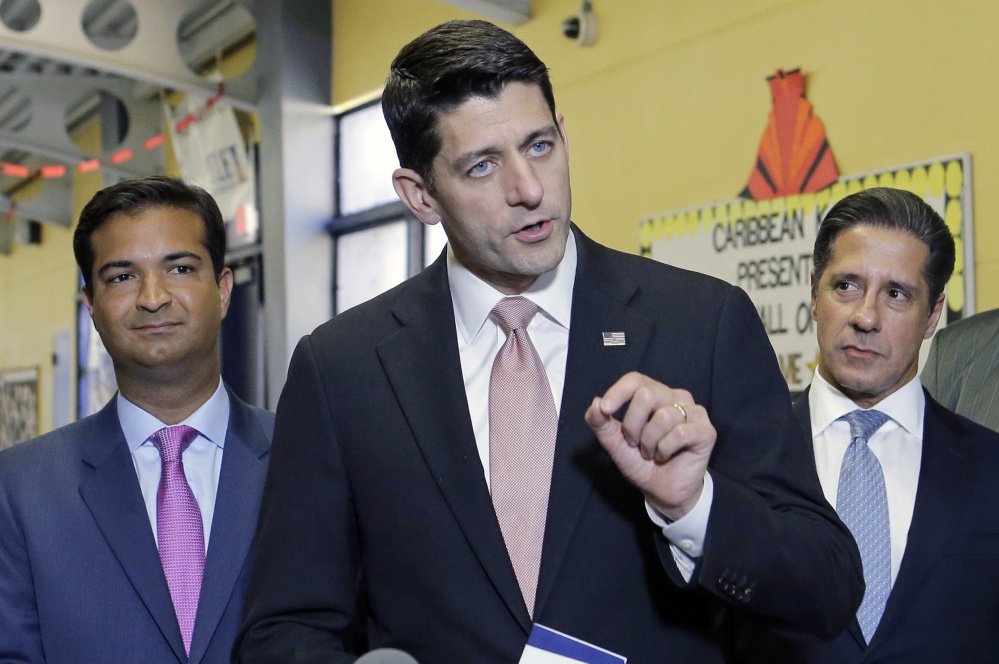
672 402 688 422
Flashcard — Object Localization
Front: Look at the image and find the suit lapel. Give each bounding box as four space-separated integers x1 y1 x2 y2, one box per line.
870 397 974 649
534 231 653 616
187 392 270 664
78 399 186 663
376 258 530 629
792 394 867 648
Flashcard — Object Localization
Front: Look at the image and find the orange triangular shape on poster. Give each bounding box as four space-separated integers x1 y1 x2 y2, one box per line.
742 69 838 200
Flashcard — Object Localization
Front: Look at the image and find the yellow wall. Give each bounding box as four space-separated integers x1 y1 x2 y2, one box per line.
333 0 999 311
0 214 73 436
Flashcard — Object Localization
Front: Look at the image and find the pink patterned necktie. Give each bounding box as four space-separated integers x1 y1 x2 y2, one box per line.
488 296 558 616
151 425 205 655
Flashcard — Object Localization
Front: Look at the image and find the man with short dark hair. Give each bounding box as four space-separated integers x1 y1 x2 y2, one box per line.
734 187 999 662
0 176 272 664
237 21 861 663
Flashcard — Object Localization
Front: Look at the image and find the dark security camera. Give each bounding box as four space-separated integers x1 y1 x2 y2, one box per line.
561 2 597 46
561 15 582 40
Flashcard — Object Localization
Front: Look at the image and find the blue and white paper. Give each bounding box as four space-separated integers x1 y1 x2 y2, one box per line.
519 624 626 663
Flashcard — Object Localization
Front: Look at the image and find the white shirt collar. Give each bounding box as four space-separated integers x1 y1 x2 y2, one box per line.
118 379 230 453
447 229 577 345
809 368 925 439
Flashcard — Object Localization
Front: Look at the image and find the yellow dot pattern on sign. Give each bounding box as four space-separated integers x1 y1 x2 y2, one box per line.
910 167 927 197
948 279 965 313
927 162 945 197
686 210 698 236
894 169 911 193
830 181 847 208
878 172 894 188
945 198 962 238
733 199 746 221
945 160 963 197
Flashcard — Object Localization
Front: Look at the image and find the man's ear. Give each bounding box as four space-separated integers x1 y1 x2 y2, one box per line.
393 168 440 226
81 285 94 316
923 292 946 339
810 270 818 320
557 112 569 156
218 267 234 319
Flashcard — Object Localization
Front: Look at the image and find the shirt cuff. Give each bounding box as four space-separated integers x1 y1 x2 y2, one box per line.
645 472 714 581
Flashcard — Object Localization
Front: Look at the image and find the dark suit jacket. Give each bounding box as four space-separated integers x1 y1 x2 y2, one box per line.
0 387 273 664
922 308 999 432
730 389 999 662
236 229 861 663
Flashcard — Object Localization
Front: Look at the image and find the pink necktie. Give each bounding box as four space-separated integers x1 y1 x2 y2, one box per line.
152 425 205 655
488 296 558 615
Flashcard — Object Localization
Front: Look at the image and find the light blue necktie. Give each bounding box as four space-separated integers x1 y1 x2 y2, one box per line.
837 409 892 644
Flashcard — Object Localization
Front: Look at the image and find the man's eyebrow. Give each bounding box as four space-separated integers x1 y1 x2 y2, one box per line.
164 251 203 263
518 125 560 151
884 278 920 293
451 144 500 173
451 124 560 172
96 259 135 277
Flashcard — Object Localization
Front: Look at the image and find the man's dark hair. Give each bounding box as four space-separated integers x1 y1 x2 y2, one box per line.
382 19 556 189
813 187 955 309
74 175 227 293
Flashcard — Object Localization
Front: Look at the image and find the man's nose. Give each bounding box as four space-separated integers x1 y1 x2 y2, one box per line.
136 274 170 312
504 156 543 209
849 291 880 332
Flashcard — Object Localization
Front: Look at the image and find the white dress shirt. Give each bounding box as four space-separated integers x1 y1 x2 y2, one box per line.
808 369 924 583
447 232 710 577
118 380 230 551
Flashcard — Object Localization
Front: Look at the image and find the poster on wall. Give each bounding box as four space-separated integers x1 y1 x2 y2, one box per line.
0 367 38 450
640 154 973 392
166 94 258 248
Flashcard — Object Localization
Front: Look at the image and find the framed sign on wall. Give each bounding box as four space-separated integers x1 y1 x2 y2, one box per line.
0 366 39 450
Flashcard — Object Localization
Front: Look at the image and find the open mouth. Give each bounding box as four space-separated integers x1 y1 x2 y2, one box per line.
514 219 552 241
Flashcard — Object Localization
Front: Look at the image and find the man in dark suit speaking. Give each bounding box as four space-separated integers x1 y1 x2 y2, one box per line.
236 20 861 663
733 187 999 662
0 177 273 664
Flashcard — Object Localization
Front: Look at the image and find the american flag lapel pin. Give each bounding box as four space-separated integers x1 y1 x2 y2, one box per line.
602 331 626 347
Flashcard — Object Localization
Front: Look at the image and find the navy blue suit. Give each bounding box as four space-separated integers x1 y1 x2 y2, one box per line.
0 389 272 664
729 390 999 662
237 228 861 663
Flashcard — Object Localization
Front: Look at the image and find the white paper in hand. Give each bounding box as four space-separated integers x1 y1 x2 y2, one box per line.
519 624 626 663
